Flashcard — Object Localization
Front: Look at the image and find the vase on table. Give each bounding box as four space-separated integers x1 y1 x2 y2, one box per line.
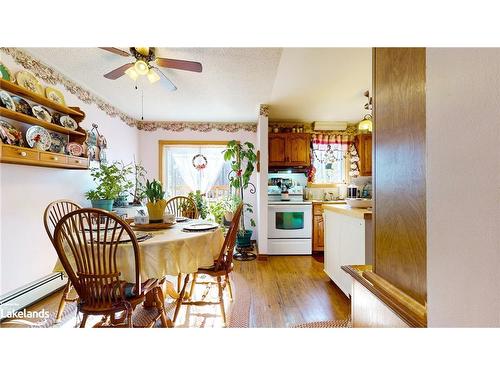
146 199 167 223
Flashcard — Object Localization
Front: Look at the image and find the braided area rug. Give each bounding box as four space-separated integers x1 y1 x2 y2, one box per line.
20 273 251 328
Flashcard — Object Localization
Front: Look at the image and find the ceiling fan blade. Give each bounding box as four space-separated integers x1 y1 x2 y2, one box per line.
99 47 130 57
153 68 177 91
103 63 134 80
155 57 202 73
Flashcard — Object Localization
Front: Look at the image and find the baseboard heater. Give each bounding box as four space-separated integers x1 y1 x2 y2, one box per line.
0 273 66 321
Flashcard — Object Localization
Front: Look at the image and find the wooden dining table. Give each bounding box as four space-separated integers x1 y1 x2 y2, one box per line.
53 220 225 285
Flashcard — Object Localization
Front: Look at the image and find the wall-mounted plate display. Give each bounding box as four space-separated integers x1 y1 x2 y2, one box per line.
59 115 78 130
12 95 33 116
32 105 52 123
67 142 83 156
26 125 51 150
45 87 66 106
0 63 14 82
0 90 16 111
0 120 23 146
48 132 67 154
16 71 44 96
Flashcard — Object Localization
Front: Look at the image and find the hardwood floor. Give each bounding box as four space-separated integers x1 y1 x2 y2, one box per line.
234 254 351 327
1 255 350 328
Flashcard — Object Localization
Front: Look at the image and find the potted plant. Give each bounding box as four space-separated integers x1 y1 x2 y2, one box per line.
223 141 257 251
184 190 209 219
131 159 147 206
144 179 167 223
85 162 131 211
209 195 241 225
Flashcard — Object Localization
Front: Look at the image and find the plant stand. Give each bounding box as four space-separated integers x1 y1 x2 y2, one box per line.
234 245 257 261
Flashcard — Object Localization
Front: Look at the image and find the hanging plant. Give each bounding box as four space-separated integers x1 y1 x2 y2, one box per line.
192 153 207 171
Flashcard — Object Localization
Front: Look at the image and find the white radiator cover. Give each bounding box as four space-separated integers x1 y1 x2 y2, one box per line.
0 273 66 320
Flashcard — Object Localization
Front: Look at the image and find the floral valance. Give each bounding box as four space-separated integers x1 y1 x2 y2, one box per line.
311 134 354 150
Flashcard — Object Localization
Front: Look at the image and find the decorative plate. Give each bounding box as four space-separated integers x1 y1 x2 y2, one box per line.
183 222 219 232
11 96 33 116
176 217 188 222
0 63 14 82
0 90 16 111
0 120 23 146
67 142 83 156
59 115 78 130
51 112 62 125
48 132 67 154
26 126 51 150
16 71 44 96
45 87 66 106
32 105 52 123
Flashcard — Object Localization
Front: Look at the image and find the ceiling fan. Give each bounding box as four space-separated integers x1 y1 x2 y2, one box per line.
100 47 203 91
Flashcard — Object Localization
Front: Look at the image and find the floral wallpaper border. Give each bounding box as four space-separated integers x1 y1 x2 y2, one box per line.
0 47 257 133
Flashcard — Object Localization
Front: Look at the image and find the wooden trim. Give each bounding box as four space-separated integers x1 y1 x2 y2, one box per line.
253 240 268 261
342 265 427 327
158 140 232 184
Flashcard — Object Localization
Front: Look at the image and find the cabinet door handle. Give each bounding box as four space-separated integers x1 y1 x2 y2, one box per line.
52 156 58 161
75 160 80 164
20 151 27 157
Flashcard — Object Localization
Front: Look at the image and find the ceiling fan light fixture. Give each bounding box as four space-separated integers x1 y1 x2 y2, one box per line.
135 47 150 56
134 60 149 75
147 69 160 83
125 66 139 81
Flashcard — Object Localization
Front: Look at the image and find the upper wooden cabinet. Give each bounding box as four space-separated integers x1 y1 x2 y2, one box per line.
356 134 372 176
268 133 310 167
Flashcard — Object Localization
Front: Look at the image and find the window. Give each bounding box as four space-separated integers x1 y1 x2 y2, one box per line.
160 142 231 198
310 134 349 184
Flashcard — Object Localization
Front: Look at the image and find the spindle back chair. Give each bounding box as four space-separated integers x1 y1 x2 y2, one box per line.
166 196 198 219
43 200 82 322
173 203 243 326
53 208 169 327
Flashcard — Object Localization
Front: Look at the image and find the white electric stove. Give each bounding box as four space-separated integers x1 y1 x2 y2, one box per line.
267 186 312 255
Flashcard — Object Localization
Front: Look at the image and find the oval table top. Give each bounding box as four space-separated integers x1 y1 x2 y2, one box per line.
53 221 225 282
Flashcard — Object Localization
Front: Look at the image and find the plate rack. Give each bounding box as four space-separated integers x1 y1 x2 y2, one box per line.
0 78 89 169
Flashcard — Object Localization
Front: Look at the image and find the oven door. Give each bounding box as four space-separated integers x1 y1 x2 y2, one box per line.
268 204 312 239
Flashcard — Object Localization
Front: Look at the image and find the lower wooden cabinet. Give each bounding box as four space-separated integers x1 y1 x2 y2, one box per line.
312 203 324 252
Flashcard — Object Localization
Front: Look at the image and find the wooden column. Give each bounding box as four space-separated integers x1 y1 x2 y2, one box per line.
345 48 427 327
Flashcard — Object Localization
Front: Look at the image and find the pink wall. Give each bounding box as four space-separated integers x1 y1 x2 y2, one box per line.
0 51 139 295
138 128 258 237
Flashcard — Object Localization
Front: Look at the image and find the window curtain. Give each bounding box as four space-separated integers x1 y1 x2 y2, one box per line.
170 147 226 195
308 134 357 183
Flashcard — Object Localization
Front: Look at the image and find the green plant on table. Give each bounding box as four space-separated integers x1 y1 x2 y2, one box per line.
85 162 132 201
144 179 165 203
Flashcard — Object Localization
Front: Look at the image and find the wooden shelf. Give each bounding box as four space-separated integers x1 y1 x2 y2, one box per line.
0 107 86 136
1 144 89 170
0 79 84 118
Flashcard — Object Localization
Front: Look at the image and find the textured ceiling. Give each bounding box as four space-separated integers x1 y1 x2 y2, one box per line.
25 47 371 123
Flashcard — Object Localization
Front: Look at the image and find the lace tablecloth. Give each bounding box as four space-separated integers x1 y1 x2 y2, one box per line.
53 222 225 282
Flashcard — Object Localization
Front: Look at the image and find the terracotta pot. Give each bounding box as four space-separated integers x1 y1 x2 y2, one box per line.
224 211 234 222
146 199 167 223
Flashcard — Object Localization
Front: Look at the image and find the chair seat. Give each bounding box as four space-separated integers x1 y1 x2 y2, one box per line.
123 278 158 298
197 262 233 276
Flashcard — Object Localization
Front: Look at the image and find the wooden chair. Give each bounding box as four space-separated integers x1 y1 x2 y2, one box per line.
173 203 243 326
53 208 171 328
166 196 198 219
43 200 82 322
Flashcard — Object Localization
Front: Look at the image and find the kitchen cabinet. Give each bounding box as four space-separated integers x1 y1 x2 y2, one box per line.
312 203 324 252
324 206 372 297
355 134 372 176
268 133 310 167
